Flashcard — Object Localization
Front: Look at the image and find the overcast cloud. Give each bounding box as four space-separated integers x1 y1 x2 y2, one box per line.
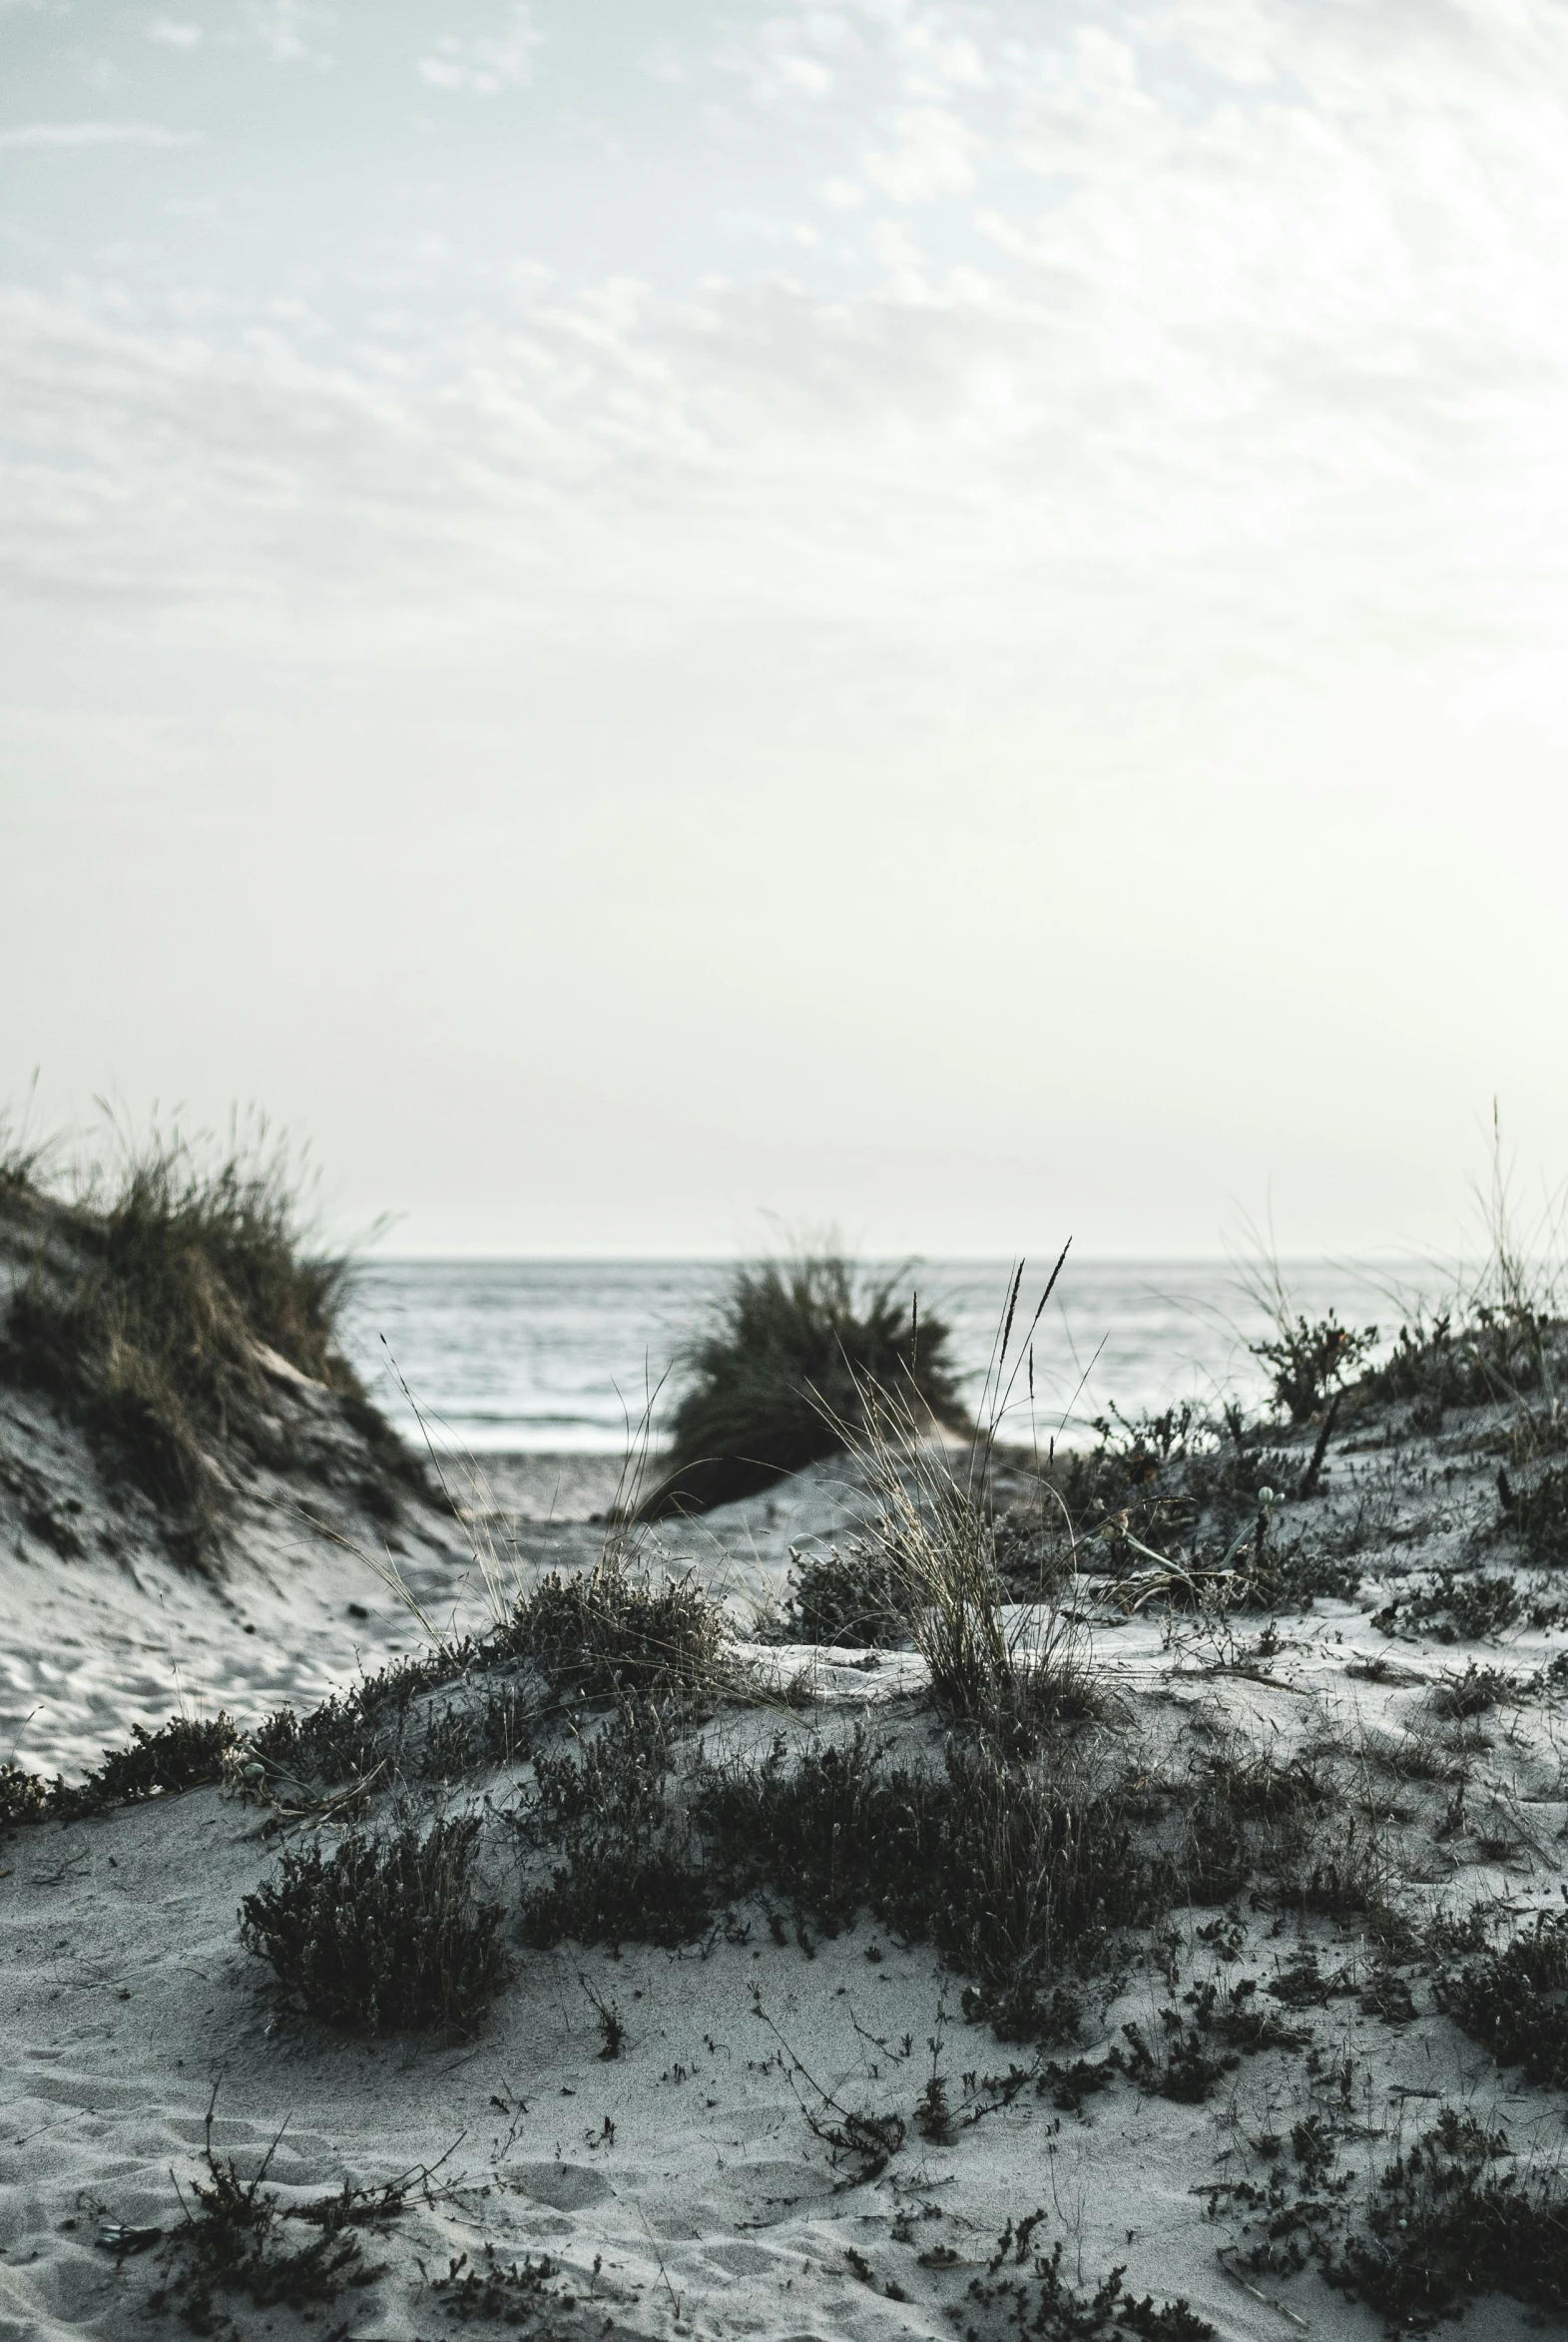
3 1 1567 1256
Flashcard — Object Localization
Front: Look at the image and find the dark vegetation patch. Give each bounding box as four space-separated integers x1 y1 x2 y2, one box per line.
496 1560 729 1703
1426 1660 1515 1718
514 1698 710 1949
1434 1902 1568 2087
1250 1311 1378 1426
136 2103 409 2337
240 1814 508 2035
428 2246 581 2328
1110 1978 1311 2105
0 1119 425 1553
638 1249 968 1516
1175 1741 1398 1929
1497 1457 1568 1563
782 1538 911 1646
963 2223 1212 2342
1374 1569 1523 1642
0 1713 239 1829
1326 2108 1568 2334
3 1555 734 1828
1363 1306 1565 1415
515 1706 1156 2044
1017 1400 1359 1615
248 1559 728 1803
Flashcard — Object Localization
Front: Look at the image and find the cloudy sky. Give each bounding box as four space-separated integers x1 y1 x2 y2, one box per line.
3 0 1568 1257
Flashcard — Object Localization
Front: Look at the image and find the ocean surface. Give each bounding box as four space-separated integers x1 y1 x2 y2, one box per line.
337 1257 1432 1456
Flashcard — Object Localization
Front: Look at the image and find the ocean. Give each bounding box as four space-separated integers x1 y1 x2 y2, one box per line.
336 1256 1426 1456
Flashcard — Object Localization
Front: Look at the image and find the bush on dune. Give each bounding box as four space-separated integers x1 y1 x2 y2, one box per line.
240 1815 507 2035
639 1250 968 1516
0 1114 398 1545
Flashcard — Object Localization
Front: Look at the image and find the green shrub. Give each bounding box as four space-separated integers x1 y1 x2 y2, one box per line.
240 1816 507 2034
640 1251 967 1516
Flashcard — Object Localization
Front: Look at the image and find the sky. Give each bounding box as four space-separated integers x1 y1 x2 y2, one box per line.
3 0 1568 1258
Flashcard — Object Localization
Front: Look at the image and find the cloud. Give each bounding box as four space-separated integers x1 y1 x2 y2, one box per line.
0 120 202 148
145 16 201 46
6 0 1568 706
246 0 332 66
418 4 540 95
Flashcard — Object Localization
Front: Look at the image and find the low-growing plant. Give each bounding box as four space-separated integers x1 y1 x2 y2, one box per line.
965 2226 1213 2341
145 2115 402 2330
639 1248 968 1516
1251 1312 1378 1427
249 1648 464 1796
495 1558 731 1703
240 1814 508 2034
244 1557 731 1805
1326 2108 1568 2331
515 1699 711 1949
1434 1902 1568 2087
1428 1660 1514 1719
1375 1568 1523 1643
782 1540 910 1646
1177 1741 1333 1907
427 2246 570 2326
1 1712 239 1829
699 1725 1156 2044
696 1723 942 1934
1497 1458 1568 1564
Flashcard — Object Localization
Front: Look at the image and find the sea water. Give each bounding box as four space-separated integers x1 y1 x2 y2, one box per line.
338 1256 1429 1456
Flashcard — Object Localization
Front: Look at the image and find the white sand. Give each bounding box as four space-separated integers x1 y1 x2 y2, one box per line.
2 1396 1566 2341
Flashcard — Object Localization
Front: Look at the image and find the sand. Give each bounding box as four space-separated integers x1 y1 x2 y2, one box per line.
2 1395 1567 2342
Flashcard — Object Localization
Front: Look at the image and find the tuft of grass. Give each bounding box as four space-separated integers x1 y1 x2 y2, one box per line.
240 1814 508 2034
1 1117 381 1546
0 1081 52 1200
639 1248 968 1516
848 1382 1095 1734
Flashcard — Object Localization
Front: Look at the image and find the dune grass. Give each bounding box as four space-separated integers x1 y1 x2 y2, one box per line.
0 1113 366 1544
638 1248 968 1516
